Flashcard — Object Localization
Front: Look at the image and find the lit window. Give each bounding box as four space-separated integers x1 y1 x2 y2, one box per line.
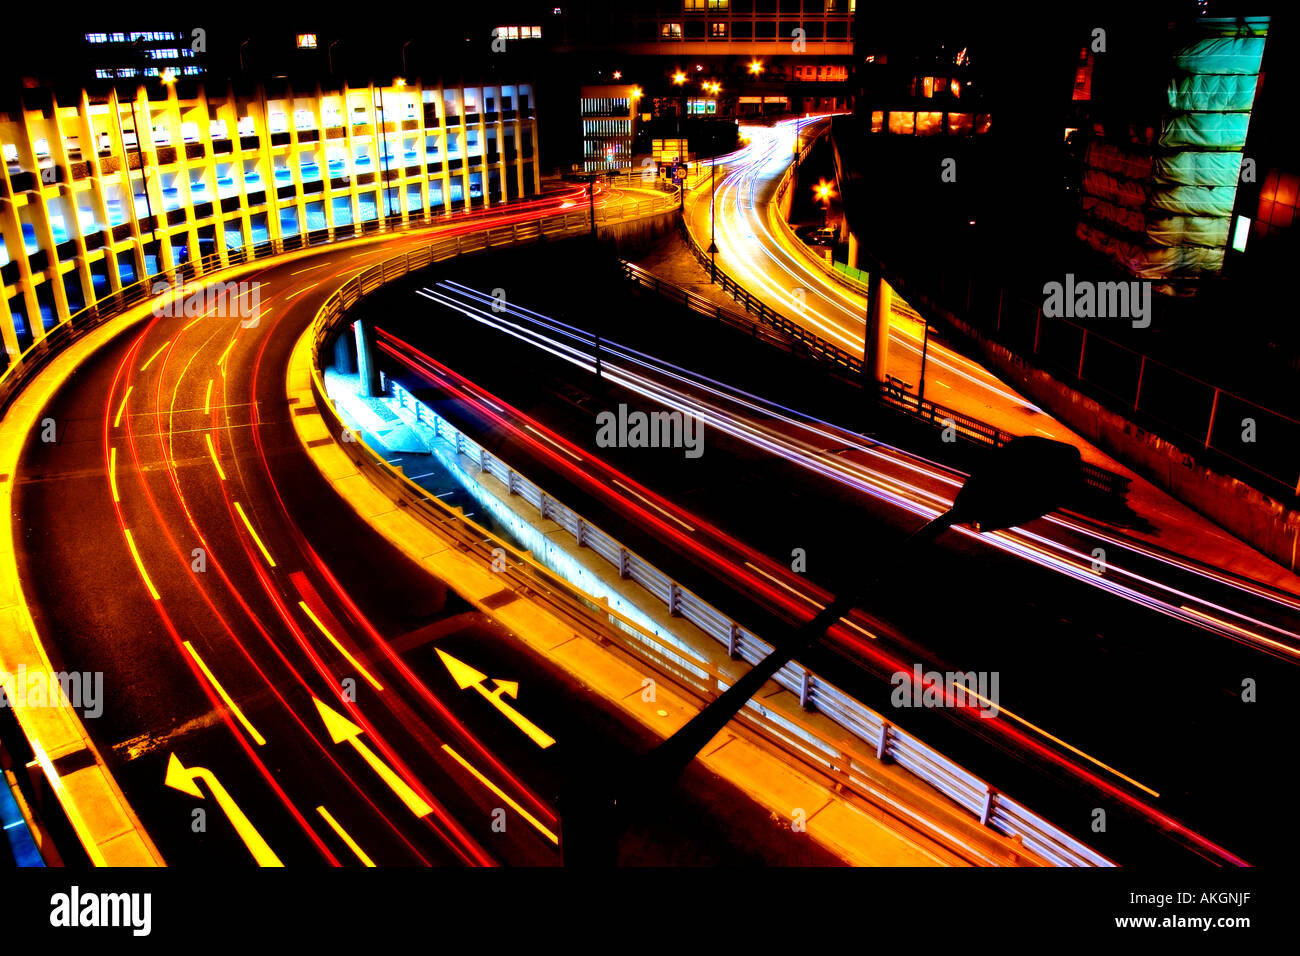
1231 215 1250 252
710 22 727 37
661 22 682 38
150 49 179 59
916 111 943 135
85 33 108 44
888 111 914 135
116 68 137 78
297 33 318 49
870 110 883 132
110 32 125 42
95 69 114 79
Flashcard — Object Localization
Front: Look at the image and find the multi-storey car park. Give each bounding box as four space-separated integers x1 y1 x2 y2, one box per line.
0 78 540 365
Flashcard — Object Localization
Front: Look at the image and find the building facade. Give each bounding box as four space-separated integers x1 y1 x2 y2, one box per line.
0 78 540 366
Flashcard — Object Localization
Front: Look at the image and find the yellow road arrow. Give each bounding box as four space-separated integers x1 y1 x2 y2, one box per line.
436 649 556 749
312 697 433 818
164 753 283 866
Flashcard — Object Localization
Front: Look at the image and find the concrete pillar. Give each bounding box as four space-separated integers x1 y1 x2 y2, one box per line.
353 319 381 396
333 331 356 375
865 272 890 385
847 230 862 270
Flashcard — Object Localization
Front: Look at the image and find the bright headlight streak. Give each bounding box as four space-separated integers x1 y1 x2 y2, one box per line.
411 284 1300 659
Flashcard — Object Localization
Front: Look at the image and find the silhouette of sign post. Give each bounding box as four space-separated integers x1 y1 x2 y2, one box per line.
560 436 1084 865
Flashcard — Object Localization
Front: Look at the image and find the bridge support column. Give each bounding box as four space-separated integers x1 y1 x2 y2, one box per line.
334 332 356 375
847 230 862 270
353 319 381 397
865 271 890 386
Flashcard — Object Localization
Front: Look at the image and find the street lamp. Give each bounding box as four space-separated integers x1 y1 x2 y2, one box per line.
672 71 687 166
814 178 835 227
748 59 763 75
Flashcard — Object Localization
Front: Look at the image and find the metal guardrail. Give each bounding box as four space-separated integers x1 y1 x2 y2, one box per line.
298 184 1110 864
673 157 1131 502
383 378 1112 868
620 256 1130 501
0 187 673 422
677 221 867 377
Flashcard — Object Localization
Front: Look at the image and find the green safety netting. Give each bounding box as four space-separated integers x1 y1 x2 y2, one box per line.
1166 73 1259 112
1171 36 1267 75
1159 112 1253 150
1152 150 1242 187
1078 19 1268 278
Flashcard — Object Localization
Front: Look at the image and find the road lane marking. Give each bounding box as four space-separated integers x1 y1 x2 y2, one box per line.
234 501 276 567
139 341 170 372
123 528 161 600
217 335 237 373
205 433 227 480
285 282 319 301
290 263 328 275
523 423 583 462
436 649 555 749
743 560 826 609
313 698 432 818
114 386 133 427
316 806 375 866
183 640 266 746
109 447 120 502
441 744 558 845
164 754 283 866
298 601 384 692
204 379 214 415
610 478 695 533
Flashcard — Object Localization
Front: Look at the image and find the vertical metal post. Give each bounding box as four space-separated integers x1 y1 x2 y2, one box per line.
917 318 931 408
1134 355 1146 411
708 158 718 282
1205 388 1220 449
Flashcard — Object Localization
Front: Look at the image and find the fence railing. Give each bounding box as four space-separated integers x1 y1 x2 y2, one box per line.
299 208 1111 864
621 254 1130 501
383 377 1112 868
0 185 674 422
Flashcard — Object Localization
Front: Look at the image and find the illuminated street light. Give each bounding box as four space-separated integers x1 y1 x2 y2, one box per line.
631 86 642 99
159 68 176 85
613 70 622 80
394 77 406 88
672 71 686 85
749 60 764 75
815 179 835 229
